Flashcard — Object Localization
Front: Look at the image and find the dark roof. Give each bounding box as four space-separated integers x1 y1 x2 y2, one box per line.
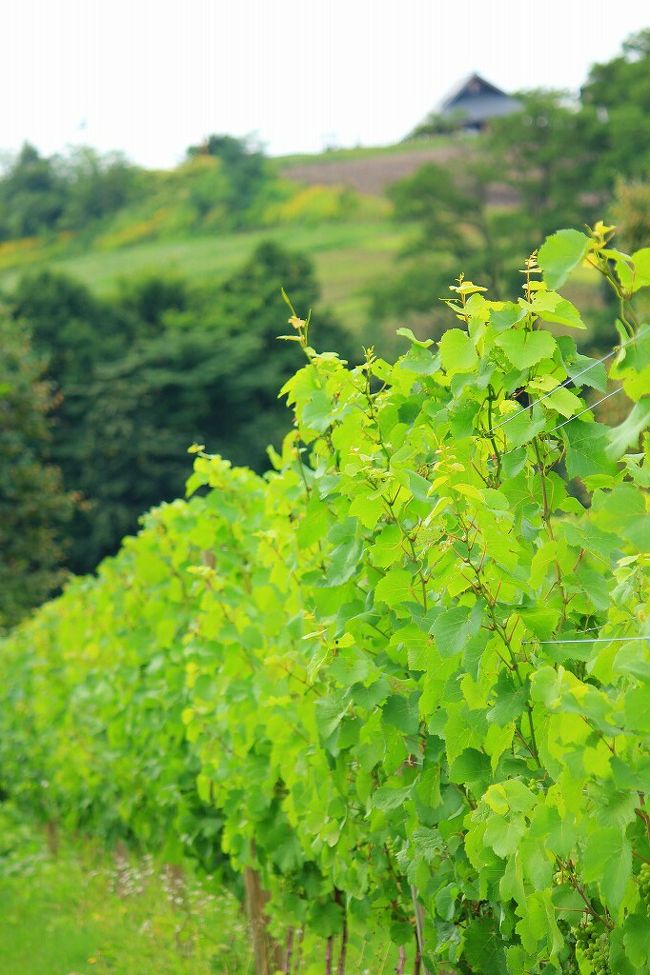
439 73 521 125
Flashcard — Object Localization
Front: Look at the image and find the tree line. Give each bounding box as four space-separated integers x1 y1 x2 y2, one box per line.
0 134 271 242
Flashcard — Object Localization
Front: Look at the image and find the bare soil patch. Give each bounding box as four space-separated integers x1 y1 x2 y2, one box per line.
282 144 464 196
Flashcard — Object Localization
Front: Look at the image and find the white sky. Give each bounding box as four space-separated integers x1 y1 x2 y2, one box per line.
0 0 648 168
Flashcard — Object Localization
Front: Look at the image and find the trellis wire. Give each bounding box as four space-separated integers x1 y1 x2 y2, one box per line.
487 325 648 437
500 385 625 457
526 635 650 645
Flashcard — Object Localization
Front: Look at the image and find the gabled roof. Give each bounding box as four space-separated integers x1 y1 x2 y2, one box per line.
437 73 522 125
439 73 508 112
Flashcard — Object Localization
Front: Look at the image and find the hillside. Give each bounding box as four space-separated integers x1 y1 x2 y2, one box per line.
0 219 406 331
0 137 447 330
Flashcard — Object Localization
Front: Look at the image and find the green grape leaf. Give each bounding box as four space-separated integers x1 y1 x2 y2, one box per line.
401 343 440 375
301 388 333 433
464 917 509 975
629 247 650 293
487 672 528 726
431 603 481 657
495 330 557 370
396 326 433 348
530 291 586 329
374 567 414 607
563 420 619 479
542 386 582 418
582 826 632 912
370 783 413 811
382 692 420 735
537 228 590 289
439 328 478 375
489 302 526 333
607 399 650 459
622 914 650 967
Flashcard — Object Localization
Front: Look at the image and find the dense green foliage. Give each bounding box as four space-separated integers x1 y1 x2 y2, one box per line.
0 315 71 629
2 225 649 973
0 143 140 240
186 134 269 225
581 29 650 183
11 242 354 573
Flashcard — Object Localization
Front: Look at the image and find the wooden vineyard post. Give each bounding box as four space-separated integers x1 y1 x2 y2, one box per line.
244 866 283 975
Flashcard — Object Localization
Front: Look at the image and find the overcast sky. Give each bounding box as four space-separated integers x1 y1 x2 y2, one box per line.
0 0 648 168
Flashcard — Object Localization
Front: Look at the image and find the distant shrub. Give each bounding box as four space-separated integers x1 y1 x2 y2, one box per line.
96 208 173 250
261 182 388 226
610 181 650 252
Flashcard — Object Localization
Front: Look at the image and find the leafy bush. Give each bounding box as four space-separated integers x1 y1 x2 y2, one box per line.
262 183 360 225
610 181 650 253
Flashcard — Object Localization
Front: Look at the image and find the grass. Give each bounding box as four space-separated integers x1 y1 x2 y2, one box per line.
0 804 399 975
0 221 407 331
275 135 454 167
0 806 250 975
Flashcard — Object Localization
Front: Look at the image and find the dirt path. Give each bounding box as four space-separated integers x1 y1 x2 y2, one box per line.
282 144 465 196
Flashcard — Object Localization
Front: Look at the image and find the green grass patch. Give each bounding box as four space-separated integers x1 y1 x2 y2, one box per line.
275 135 454 167
0 806 397 975
0 807 250 975
0 221 407 330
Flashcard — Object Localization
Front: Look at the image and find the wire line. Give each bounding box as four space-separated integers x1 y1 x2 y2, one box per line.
526 636 650 645
501 386 625 456
488 325 648 437
548 386 624 434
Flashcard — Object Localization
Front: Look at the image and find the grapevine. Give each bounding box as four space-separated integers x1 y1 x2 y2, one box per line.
639 862 650 912
0 224 649 975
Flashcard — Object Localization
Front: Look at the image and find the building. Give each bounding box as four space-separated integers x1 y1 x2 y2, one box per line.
438 73 521 131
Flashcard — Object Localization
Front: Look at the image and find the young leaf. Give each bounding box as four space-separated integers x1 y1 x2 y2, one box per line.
495 330 556 370
537 228 590 289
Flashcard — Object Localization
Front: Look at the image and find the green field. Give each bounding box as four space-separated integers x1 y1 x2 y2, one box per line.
0 220 406 331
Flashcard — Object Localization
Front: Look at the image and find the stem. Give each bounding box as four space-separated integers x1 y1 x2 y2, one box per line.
295 929 304 975
325 935 333 975
486 385 502 483
285 928 294 975
337 914 348 975
410 886 430 975
413 929 421 975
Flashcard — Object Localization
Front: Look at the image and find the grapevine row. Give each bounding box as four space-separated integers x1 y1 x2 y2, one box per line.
1 225 649 974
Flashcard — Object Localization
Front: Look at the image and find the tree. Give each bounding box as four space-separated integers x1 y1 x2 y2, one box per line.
186 134 269 224
0 143 66 240
10 272 136 573
11 269 131 383
486 90 606 237
370 159 522 340
114 272 190 335
0 316 72 628
581 28 650 182
10 245 356 574
610 180 650 252
58 147 140 229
